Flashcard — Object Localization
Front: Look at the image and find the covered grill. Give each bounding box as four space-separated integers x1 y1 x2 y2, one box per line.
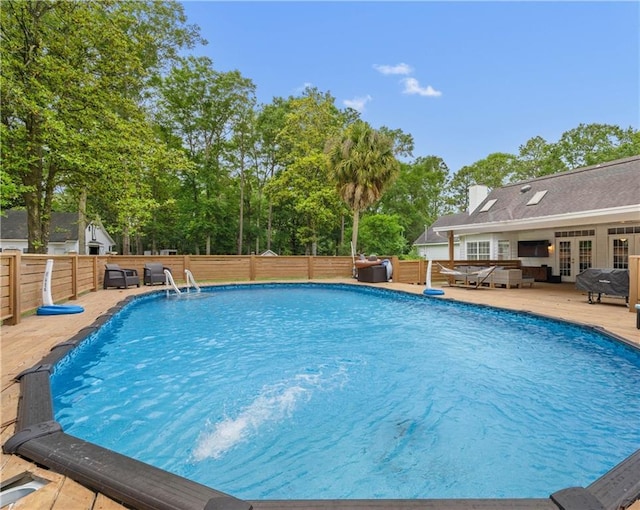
575 268 629 304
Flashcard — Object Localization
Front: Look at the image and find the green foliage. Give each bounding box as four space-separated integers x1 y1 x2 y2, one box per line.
556 123 639 169
0 167 22 210
447 153 517 212
1 0 199 252
153 56 256 254
266 88 346 254
357 214 407 255
325 120 400 253
2 0 636 258
377 156 450 244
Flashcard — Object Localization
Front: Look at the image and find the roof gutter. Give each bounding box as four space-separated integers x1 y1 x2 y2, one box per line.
433 205 640 235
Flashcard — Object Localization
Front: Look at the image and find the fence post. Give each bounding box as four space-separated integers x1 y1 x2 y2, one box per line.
249 255 256 281
308 256 314 280
92 256 98 291
391 256 400 283
6 252 21 325
629 255 639 313
71 254 78 300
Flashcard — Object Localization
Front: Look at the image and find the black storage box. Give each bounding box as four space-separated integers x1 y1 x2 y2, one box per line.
357 264 388 283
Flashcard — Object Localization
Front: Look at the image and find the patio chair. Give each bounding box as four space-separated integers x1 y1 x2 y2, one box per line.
144 263 170 286
103 264 140 289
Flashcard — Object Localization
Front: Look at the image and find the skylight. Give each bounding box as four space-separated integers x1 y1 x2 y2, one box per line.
527 190 548 206
479 198 497 212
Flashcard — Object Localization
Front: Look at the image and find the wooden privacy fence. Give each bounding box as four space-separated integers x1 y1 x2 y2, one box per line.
3 253 637 326
1 253 357 325
0 254 526 326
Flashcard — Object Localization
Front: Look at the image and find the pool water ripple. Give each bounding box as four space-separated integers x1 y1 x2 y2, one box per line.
51 284 640 500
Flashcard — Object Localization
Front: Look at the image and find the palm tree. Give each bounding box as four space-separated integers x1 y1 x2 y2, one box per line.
325 120 400 255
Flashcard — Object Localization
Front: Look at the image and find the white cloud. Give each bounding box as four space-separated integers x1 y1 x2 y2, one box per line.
343 95 372 112
294 82 314 94
401 77 442 97
373 63 413 75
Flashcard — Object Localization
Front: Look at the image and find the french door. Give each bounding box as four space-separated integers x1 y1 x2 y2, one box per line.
557 238 594 282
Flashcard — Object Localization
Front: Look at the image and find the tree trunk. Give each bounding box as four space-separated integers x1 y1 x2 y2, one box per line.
206 234 211 255
23 113 47 253
122 225 130 255
135 234 143 255
25 192 44 253
351 208 360 255
237 174 244 255
151 211 157 255
267 200 273 251
255 210 260 254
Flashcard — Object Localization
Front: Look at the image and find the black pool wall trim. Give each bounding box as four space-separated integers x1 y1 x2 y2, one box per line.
3 283 640 510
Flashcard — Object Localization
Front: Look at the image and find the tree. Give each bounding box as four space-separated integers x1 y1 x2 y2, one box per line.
510 135 566 181
253 99 291 252
357 214 407 255
154 56 256 254
377 156 450 245
325 120 400 253
266 88 346 255
228 103 258 254
1 0 200 252
447 152 517 212
510 125 640 183
555 123 639 169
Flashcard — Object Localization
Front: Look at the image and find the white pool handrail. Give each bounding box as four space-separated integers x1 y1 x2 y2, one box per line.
164 269 181 295
184 269 201 293
42 259 55 306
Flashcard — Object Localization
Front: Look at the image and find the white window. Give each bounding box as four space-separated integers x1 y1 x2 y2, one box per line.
467 241 490 260
497 240 510 260
612 238 629 269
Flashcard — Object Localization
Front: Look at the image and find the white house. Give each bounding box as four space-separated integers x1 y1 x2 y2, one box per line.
413 215 463 261
414 155 640 282
0 211 116 255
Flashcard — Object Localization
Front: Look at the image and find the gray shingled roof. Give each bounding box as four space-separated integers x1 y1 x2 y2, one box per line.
413 213 466 244
470 156 639 223
433 155 640 234
1 210 80 242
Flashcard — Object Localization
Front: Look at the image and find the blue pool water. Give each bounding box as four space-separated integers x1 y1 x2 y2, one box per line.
51 284 640 500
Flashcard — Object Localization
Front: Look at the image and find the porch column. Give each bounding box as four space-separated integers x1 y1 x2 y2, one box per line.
448 230 455 266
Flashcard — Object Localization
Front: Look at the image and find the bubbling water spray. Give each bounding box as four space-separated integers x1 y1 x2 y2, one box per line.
192 367 349 461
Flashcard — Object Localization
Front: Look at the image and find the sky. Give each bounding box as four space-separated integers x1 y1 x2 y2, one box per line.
179 1 639 173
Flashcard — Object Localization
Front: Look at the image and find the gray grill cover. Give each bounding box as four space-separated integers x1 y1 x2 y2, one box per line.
575 268 629 297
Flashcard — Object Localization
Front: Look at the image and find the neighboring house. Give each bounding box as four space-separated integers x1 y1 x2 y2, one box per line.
0 210 116 255
415 155 640 282
413 214 464 260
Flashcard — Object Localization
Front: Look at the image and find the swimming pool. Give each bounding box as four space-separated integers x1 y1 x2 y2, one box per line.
49 283 640 501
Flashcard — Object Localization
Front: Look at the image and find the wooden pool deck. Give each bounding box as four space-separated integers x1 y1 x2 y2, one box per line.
1 280 638 509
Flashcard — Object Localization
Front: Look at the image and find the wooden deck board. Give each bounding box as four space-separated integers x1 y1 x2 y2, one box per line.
51 477 100 510
1 280 638 509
